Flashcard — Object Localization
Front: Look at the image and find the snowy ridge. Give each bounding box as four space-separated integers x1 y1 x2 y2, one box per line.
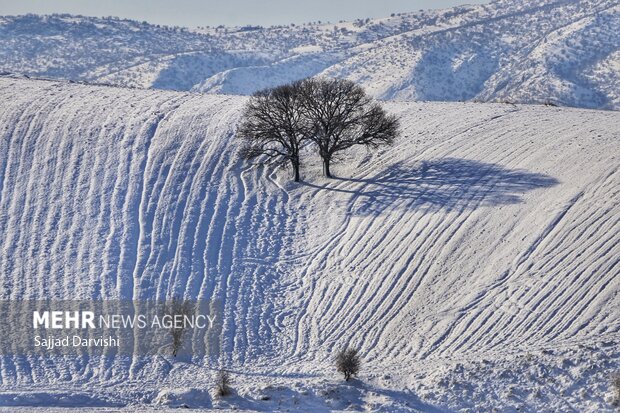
1 0 619 109
0 77 618 411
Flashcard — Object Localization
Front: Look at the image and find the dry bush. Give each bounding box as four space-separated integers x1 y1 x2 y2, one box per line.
216 369 232 397
164 298 193 357
335 348 361 381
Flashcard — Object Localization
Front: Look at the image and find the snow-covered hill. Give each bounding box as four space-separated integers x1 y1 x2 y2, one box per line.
0 77 618 411
1 0 619 109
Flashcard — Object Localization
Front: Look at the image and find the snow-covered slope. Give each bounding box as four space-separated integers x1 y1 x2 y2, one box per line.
1 0 619 109
0 77 618 411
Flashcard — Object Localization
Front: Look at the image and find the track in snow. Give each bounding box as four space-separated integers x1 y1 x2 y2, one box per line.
0 78 618 387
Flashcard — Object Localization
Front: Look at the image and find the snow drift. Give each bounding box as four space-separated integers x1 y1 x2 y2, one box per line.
0 77 618 411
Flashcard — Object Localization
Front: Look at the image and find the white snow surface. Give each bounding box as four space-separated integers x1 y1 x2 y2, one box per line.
1 0 619 109
0 77 619 411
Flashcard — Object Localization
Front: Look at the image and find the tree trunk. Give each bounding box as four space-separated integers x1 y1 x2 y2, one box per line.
292 159 300 182
323 157 332 178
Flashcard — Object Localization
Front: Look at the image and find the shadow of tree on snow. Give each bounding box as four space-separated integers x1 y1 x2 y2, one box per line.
315 158 559 216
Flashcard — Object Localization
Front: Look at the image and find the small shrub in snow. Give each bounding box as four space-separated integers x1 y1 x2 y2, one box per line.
164 298 194 357
335 348 361 381
215 369 232 397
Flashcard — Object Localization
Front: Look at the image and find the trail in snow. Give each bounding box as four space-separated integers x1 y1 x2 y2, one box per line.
0 78 618 412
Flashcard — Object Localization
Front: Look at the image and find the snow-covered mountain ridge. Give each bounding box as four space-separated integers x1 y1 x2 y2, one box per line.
0 76 618 411
1 0 619 109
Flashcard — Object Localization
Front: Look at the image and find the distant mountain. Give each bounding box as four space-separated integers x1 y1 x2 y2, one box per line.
1 0 618 109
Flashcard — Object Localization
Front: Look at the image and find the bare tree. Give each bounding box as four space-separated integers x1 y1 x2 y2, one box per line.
164 298 194 357
300 77 399 178
237 81 311 182
335 347 361 381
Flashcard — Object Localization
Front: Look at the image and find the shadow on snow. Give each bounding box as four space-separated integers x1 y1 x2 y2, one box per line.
307 158 559 216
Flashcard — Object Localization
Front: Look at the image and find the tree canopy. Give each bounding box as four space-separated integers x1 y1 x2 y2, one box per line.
238 77 400 181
